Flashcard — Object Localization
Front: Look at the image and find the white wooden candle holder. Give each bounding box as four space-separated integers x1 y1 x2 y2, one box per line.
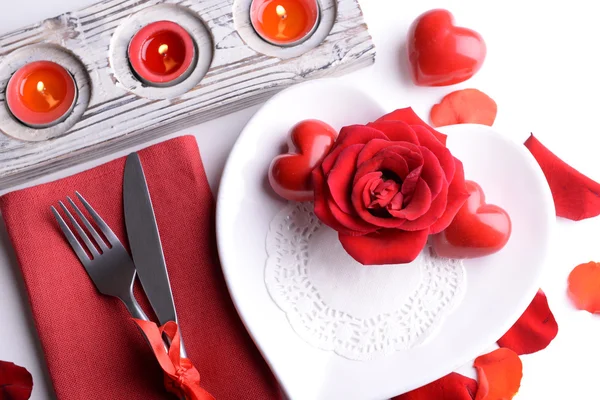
0 0 375 189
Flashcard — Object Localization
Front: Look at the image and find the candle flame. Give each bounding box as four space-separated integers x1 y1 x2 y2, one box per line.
37 81 45 92
158 44 169 55
276 5 286 18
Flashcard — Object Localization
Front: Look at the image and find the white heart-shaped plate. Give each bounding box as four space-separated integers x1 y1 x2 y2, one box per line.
216 79 555 399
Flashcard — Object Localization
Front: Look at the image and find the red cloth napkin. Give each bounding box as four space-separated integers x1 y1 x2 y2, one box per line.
0 136 280 400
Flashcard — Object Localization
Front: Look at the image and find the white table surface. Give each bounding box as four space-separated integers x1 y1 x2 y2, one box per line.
1 1 600 399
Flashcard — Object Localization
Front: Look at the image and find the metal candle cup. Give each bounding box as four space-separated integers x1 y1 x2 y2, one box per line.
6 61 77 129
128 21 197 87
250 0 320 47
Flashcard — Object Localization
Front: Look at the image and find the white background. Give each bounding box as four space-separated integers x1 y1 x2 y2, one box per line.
1 0 600 399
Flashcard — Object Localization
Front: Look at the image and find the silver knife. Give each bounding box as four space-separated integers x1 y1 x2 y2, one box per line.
123 152 186 357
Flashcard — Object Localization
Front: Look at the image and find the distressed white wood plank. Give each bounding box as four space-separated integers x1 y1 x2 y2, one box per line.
0 0 375 189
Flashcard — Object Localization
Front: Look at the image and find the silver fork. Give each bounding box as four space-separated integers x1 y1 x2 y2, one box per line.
51 192 148 321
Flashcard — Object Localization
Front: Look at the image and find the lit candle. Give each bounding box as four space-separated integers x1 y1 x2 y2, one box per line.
128 21 197 87
250 0 320 46
6 61 77 128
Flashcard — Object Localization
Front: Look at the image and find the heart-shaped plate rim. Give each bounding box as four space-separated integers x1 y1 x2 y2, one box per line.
216 79 555 399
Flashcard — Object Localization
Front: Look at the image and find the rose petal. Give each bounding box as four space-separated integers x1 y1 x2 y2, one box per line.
430 89 498 127
389 178 432 221
401 180 449 231
474 348 523 400
412 125 455 182
393 372 478 400
567 262 600 313
401 166 422 203
339 228 429 265
497 290 558 355
313 167 359 235
429 158 470 234
366 121 420 144
525 134 600 221
322 125 387 172
376 107 448 145
327 195 378 234
352 172 407 228
354 147 423 185
357 139 398 167
418 146 445 198
0 360 33 400
327 144 363 214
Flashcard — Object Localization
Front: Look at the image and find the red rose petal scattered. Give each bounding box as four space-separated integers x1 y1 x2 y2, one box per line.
430 89 497 127
0 361 33 400
497 290 558 355
393 372 477 400
567 262 600 313
524 134 600 221
474 348 522 400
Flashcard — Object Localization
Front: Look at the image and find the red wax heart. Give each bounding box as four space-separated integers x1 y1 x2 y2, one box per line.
432 180 511 258
408 9 486 86
269 119 337 202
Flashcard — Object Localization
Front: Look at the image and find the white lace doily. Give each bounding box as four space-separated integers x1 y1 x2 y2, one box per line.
265 202 467 361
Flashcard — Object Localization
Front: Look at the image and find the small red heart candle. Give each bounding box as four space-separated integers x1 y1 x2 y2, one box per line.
250 0 319 46
6 61 77 128
128 21 196 87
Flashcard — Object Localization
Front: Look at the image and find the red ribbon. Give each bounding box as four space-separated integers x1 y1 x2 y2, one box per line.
134 319 215 400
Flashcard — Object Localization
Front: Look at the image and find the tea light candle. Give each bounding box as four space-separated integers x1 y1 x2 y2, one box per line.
6 61 77 128
128 21 196 87
250 0 320 46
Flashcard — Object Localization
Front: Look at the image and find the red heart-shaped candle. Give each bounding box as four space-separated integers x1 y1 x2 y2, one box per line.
432 180 511 258
269 119 337 202
408 9 486 86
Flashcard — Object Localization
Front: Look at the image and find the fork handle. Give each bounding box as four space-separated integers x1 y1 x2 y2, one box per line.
122 295 187 400
121 294 149 321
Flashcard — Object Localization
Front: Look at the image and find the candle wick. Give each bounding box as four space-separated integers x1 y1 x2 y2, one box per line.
37 81 45 93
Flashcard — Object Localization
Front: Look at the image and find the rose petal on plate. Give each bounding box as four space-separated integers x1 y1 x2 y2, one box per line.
339 228 429 265
389 178 432 221
429 158 469 234
377 107 448 145
411 125 455 182
567 262 600 313
497 290 558 355
313 167 359 235
392 372 477 400
430 89 498 127
401 179 449 231
0 360 33 400
524 134 600 221
366 121 420 144
474 348 523 400
327 144 363 214
321 126 388 173
352 172 407 229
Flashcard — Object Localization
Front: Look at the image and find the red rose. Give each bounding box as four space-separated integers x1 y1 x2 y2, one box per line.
312 108 469 265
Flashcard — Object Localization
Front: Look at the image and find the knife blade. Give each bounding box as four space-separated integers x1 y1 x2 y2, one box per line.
123 152 186 356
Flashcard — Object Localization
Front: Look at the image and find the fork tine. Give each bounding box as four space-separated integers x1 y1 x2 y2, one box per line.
67 196 109 252
51 206 91 265
59 201 100 259
76 192 120 246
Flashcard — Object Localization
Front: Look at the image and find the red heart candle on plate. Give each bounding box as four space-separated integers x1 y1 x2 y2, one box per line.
6 61 77 128
432 180 511 258
408 9 486 86
128 21 196 87
250 0 320 46
268 119 337 202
